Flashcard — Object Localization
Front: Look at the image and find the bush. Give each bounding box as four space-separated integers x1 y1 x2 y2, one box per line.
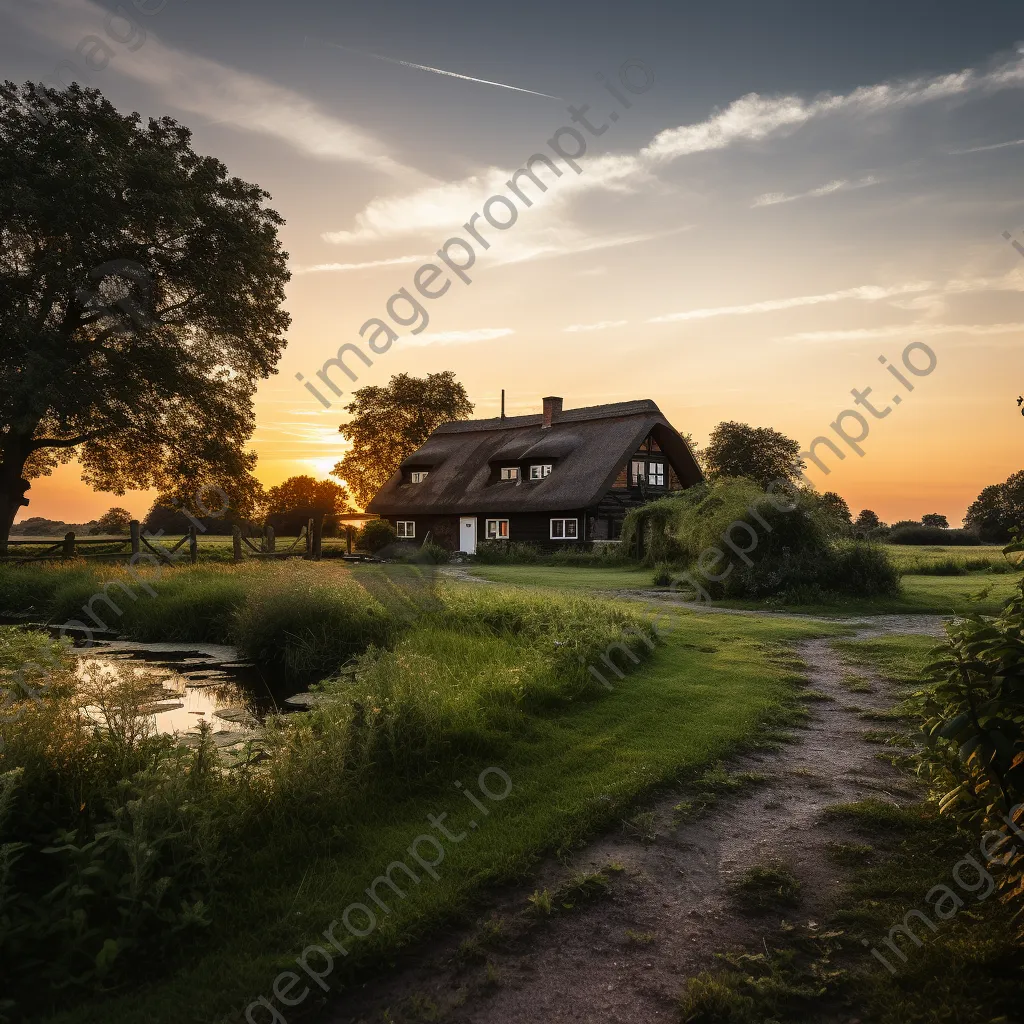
652 563 673 587
919 576 1024 908
888 525 981 545
357 519 396 553
474 541 542 564
622 479 900 602
547 545 631 567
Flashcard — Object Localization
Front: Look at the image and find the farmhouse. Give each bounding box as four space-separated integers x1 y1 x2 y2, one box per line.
366 397 703 552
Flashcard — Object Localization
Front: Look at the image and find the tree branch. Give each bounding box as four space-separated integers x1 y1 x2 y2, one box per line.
29 428 113 451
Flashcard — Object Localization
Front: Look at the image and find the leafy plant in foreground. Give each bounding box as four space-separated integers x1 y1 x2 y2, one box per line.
920 540 1024 907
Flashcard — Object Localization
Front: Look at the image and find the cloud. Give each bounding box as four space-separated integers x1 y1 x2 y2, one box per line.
648 282 933 324
322 154 646 245
317 45 1024 267
9 0 416 175
563 320 628 332
642 48 1024 163
402 328 515 347
291 255 429 274
752 175 880 208
781 322 1024 343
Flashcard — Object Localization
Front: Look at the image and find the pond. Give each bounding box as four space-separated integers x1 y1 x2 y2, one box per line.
72 639 306 744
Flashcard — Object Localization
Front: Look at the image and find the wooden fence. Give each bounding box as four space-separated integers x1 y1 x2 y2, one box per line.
1 520 199 565
4 515 350 565
231 518 326 562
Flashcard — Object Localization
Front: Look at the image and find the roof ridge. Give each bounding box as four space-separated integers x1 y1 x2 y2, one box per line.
434 399 661 434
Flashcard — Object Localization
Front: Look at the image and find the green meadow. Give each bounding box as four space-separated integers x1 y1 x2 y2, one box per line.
0 560 846 1024
467 548 1022 616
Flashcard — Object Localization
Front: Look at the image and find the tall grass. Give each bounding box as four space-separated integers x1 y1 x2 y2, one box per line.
0 577 657 1017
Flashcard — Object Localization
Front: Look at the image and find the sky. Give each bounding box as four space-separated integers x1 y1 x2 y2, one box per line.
4 0 1024 525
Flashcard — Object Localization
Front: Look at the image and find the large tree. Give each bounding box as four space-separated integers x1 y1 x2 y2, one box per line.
0 82 290 551
332 372 473 508
817 490 853 527
93 507 132 534
964 472 1024 542
703 421 805 489
854 509 883 532
265 475 350 516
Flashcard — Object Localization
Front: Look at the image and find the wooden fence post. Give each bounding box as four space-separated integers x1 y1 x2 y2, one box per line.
264 524 275 554
188 526 198 564
62 531 76 559
232 526 243 562
130 520 140 557
305 519 313 559
312 516 323 562
346 525 354 556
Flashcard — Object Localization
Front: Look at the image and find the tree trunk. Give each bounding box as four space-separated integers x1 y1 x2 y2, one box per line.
0 468 31 556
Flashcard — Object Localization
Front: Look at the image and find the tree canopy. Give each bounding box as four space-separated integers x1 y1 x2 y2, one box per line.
921 513 949 529
854 509 883 531
0 82 290 549
817 491 852 526
702 421 805 489
93 507 131 534
332 372 473 508
264 475 350 516
964 472 1024 542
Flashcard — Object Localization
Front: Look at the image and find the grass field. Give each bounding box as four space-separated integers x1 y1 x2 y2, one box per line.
883 543 1013 574
467 558 1022 616
29 601 843 1024
1 548 1018 1023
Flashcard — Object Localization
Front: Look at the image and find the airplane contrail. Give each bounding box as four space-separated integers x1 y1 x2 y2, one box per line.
316 39 563 100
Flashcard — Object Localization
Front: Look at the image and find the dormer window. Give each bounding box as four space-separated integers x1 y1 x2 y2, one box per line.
500 467 519 481
648 461 665 487
529 464 552 480
410 471 429 483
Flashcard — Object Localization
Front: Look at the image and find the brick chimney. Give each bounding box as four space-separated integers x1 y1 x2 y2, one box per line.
542 396 563 428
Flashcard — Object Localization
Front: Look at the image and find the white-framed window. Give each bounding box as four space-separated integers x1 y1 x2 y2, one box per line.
631 459 646 484
396 521 415 539
500 467 519 481
485 519 509 540
410 470 429 483
648 462 665 487
550 518 578 540
530 464 553 480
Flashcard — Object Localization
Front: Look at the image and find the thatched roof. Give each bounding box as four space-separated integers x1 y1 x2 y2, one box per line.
366 399 702 516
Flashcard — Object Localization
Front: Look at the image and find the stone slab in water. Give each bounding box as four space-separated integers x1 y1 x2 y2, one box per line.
213 706 258 726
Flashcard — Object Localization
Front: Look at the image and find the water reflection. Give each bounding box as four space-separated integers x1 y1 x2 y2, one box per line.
73 640 290 741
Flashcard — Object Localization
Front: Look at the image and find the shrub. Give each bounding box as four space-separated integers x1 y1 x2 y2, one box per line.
357 519 396 553
888 525 981 545
0 631 227 1007
652 563 673 587
474 541 542 564
547 545 631 567
412 541 450 564
622 479 899 602
919 575 1024 908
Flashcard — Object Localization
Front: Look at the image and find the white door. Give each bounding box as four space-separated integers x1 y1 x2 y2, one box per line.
460 516 477 554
